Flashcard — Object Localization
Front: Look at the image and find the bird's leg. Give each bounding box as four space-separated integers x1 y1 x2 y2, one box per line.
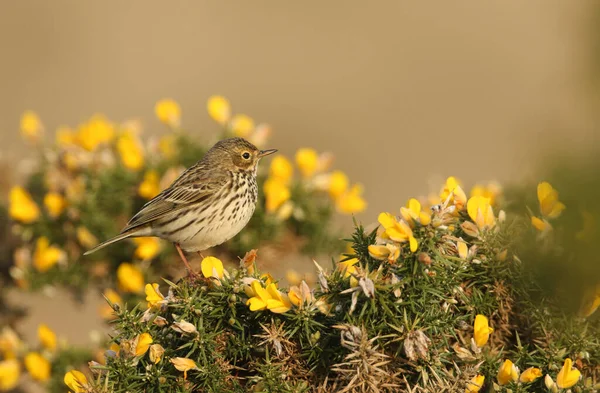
175 244 199 279
197 251 205 260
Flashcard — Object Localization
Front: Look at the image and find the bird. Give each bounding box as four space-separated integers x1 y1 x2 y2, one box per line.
84 137 277 277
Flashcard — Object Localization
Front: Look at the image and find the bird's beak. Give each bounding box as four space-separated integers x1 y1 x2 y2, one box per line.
258 149 277 158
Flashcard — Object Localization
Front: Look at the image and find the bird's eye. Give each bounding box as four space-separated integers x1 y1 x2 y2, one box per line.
242 152 251 160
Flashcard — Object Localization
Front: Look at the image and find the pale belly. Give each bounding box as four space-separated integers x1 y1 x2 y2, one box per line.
153 196 256 253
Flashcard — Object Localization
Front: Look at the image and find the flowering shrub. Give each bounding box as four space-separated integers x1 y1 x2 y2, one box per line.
56 177 599 393
7 96 366 293
0 323 93 392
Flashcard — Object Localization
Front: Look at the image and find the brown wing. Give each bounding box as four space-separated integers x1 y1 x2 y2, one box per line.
120 165 230 233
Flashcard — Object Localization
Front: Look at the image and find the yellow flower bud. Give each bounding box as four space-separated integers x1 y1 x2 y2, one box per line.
465 374 484 392
134 333 153 357
519 367 542 383
230 114 254 137
556 358 581 389
473 314 493 347
63 369 88 393
20 110 43 143
154 98 181 128
43 192 66 218
207 95 231 125
24 352 51 381
38 324 57 351
117 263 144 293
9 186 40 223
0 359 20 390
201 256 224 280
295 148 318 178
496 359 519 385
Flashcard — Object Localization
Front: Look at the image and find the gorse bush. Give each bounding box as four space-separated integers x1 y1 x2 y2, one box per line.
7 97 366 295
0 97 367 392
59 177 599 393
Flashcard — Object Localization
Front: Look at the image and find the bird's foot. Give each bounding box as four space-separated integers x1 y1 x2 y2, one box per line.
185 269 205 284
175 243 203 283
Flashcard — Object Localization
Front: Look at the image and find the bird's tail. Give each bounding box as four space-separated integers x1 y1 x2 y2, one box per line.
83 232 133 256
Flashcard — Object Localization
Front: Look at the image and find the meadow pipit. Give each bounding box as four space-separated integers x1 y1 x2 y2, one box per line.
84 137 277 276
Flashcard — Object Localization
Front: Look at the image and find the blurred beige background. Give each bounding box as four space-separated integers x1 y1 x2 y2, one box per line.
2 1 598 219
1 0 599 354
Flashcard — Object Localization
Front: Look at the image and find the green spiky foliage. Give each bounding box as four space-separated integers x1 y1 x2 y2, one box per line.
75 187 600 393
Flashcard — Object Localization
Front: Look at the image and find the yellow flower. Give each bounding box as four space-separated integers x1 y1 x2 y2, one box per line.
207 95 231 125
556 358 581 389
465 374 484 393
138 170 161 199
269 155 294 184
201 256 224 280
254 271 272 285
117 263 144 293
368 244 399 263
21 110 44 143
440 176 467 210
338 257 359 287
24 352 51 381
43 192 66 218
467 196 496 231
295 148 318 178
336 184 367 214
33 237 63 273
531 216 552 232
246 281 292 313
230 114 255 137
265 283 292 313
537 181 565 219
519 367 542 383
473 314 493 347
328 170 349 199
38 324 57 351
158 134 177 159
149 344 164 364
0 359 20 391
117 131 144 171
134 237 162 260
99 289 122 319
457 239 468 260
145 283 165 309
135 333 153 357
497 359 519 385
76 227 98 249
378 213 418 252
154 98 181 128
9 186 40 223
76 113 115 151
264 178 291 213
56 125 76 147
470 182 501 206
246 280 271 311
0 328 21 360
400 198 432 227
170 357 198 380
64 369 88 392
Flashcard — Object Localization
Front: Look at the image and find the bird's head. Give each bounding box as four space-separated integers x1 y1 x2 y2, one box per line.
207 137 277 173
